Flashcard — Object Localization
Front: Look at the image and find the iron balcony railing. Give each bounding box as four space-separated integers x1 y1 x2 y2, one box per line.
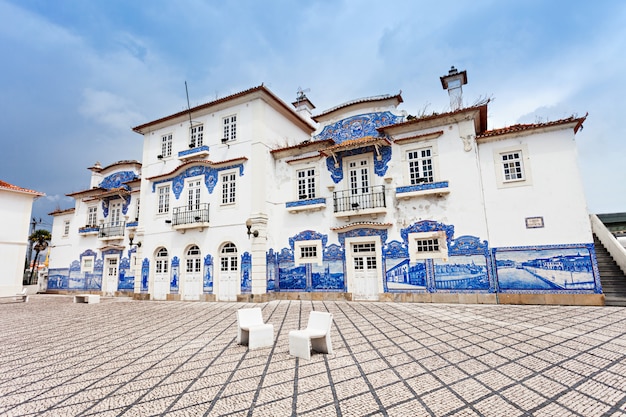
172 203 210 226
333 185 386 213
98 222 125 238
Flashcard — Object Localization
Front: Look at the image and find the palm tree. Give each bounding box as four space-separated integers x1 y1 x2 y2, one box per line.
27 229 52 285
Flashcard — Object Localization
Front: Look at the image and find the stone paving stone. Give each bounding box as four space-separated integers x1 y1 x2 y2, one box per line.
1 296 625 416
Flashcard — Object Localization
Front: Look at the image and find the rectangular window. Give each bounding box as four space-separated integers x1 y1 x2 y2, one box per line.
63 220 70 236
158 185 170 214
408 148 434 184
190 124 204 148
300 245 317 259
297 168 316 199
415 238 439 252
81 257 94 273
501 151 524 182
409 232 448 262
223 115 237 141
294 240 322 266
135 198 140 221
221 173 236 204
161 134 172 157
87 206 97 227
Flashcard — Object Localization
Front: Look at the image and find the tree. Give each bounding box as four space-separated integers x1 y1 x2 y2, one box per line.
26 229 52 285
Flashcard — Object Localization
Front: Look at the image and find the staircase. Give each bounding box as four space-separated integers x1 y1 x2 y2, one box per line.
594 235 626 307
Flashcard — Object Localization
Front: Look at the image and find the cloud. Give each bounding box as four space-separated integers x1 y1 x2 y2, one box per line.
79 89 143 132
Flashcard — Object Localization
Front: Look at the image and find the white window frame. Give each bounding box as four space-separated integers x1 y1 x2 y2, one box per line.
161 133 173 158
223 115 237 142
294 240 322 266
221 171 237 205
63 220 70 236
494 144 532 189
407 147 434 184
402 142 440 186
87 206 97 227
190 123 204 148
157 185 170 214
408 231 448 263
296 167 317 200
81 256 95 273
135 198 140 221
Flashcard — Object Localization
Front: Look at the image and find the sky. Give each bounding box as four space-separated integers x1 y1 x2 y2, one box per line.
1 0 625 231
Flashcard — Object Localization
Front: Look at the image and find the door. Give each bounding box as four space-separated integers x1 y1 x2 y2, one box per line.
348 159 371 209
183 245 202 300
154 247 169 300
187 179 201 211
218 243 238 301
351 242 379 301
104 256 119 295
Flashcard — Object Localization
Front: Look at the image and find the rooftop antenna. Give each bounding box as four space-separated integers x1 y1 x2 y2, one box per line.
185 81 193 128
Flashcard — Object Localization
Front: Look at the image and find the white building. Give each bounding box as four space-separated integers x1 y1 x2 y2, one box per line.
0 180 44 296
49 69 603 305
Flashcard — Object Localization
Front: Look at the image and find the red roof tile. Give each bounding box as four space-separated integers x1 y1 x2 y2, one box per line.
0 180 44 196
477 115 587 139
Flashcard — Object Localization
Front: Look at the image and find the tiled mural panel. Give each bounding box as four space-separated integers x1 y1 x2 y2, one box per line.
272 222 600 295
493 244 601 293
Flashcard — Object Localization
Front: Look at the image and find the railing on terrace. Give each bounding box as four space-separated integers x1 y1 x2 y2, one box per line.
172 203 210 226
333 185 386 213
98 222 125 238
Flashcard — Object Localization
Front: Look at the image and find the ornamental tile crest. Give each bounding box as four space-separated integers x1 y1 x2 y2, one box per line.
323 243 344 262
338 228 388 247
99 171 138 190
277 247 294 263
289 230 328 251
314 112 403 144
401 220 454 245
383 240 409 259
448 235 489 256
152 163 244 199
171 256 180 267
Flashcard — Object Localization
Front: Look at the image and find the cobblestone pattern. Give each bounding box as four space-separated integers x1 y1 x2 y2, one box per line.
0 296 625 416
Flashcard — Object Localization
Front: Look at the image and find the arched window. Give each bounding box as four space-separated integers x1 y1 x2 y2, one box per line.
186 245 201 273
220 243 238 271
156 247 169 274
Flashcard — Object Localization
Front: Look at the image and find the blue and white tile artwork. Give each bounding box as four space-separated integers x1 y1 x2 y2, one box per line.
494 245 598 291
434 255 489 290
385 258 427 290
203 254 213 293
241 252 252 293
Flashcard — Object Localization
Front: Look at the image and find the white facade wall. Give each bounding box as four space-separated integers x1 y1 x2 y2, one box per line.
0 188 40 296
478 128 591 247
46 84 599 304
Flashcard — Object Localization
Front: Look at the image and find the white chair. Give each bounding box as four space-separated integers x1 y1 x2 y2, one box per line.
236 308 274 350
289 311 333 360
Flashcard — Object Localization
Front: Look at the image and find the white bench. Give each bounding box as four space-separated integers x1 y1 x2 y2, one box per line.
236 308 274 350
73 294 100 304
0 289 28 303
289 311 334 360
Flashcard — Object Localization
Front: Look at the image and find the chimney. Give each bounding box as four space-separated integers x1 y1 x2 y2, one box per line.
291 88 315 123
440 66 468 111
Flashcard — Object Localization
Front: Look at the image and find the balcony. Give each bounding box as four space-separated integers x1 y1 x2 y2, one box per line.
172 203 210 232
395 181 450 199
333 185 386 220
78 225 99 236
98 222 125 240
178 145 210 161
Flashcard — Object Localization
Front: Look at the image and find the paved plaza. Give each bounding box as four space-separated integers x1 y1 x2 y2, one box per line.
0 295 625 416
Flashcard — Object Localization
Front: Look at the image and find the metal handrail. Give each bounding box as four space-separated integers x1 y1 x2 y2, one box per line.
333 185 386 213
172 203 210 226
98 222 125 238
